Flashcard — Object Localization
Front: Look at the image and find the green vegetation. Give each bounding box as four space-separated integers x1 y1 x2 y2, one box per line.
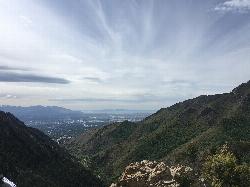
202 144 250 187
67 81 250 185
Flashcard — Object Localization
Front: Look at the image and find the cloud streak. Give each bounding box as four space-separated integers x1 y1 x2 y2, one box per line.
83 77 103 83
0 0 250 109
0 72 70 84
0 65 30 71
0 93 18 99
50 94 185 104
215 0 250 12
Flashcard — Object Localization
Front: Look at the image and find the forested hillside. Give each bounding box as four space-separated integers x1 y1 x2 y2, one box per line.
68 81 250 185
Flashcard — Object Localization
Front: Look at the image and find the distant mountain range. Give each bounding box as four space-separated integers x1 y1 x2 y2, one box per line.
0 105 83 121
82 109 155 114
1 81 250 186
0 105 154 122
0 111 103 187
68 81 250 185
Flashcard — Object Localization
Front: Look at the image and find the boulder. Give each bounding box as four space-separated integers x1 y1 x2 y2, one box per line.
111 160 194 187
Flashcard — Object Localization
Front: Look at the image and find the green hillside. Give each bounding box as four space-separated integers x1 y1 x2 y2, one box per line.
68 81 250 185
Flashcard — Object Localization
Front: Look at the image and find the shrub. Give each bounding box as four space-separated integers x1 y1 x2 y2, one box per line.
202 144 250 187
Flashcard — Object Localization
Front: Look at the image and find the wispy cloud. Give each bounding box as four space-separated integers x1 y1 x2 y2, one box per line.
0 72 70 84
50 93 185 104
0 0 249 109
0 65 30 71
83 77 103 83
162 79 196 86
215 0 250 12
0 93 18 99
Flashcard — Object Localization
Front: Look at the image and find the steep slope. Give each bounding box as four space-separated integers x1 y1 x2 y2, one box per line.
0 111 103 187
68 81 250 185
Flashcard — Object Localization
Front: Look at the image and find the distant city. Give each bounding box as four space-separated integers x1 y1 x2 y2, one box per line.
0 105 153 144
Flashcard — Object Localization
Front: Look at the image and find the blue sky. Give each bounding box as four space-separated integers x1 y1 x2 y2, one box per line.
0 0 250 110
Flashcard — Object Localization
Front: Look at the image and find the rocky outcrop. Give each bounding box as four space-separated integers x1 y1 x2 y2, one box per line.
110 160 194 187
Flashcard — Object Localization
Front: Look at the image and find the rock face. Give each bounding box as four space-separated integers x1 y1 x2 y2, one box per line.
110 160 194 187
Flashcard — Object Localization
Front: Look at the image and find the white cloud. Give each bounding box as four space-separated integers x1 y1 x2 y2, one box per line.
0 94 17 99
215 0 250 12
0 0 249 110
19 15 33 25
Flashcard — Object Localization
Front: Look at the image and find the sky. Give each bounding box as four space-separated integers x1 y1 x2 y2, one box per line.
0 0 250 110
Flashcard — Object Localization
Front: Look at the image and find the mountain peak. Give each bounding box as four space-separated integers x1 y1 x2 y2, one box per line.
0 111 23 126
232 80 250 96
